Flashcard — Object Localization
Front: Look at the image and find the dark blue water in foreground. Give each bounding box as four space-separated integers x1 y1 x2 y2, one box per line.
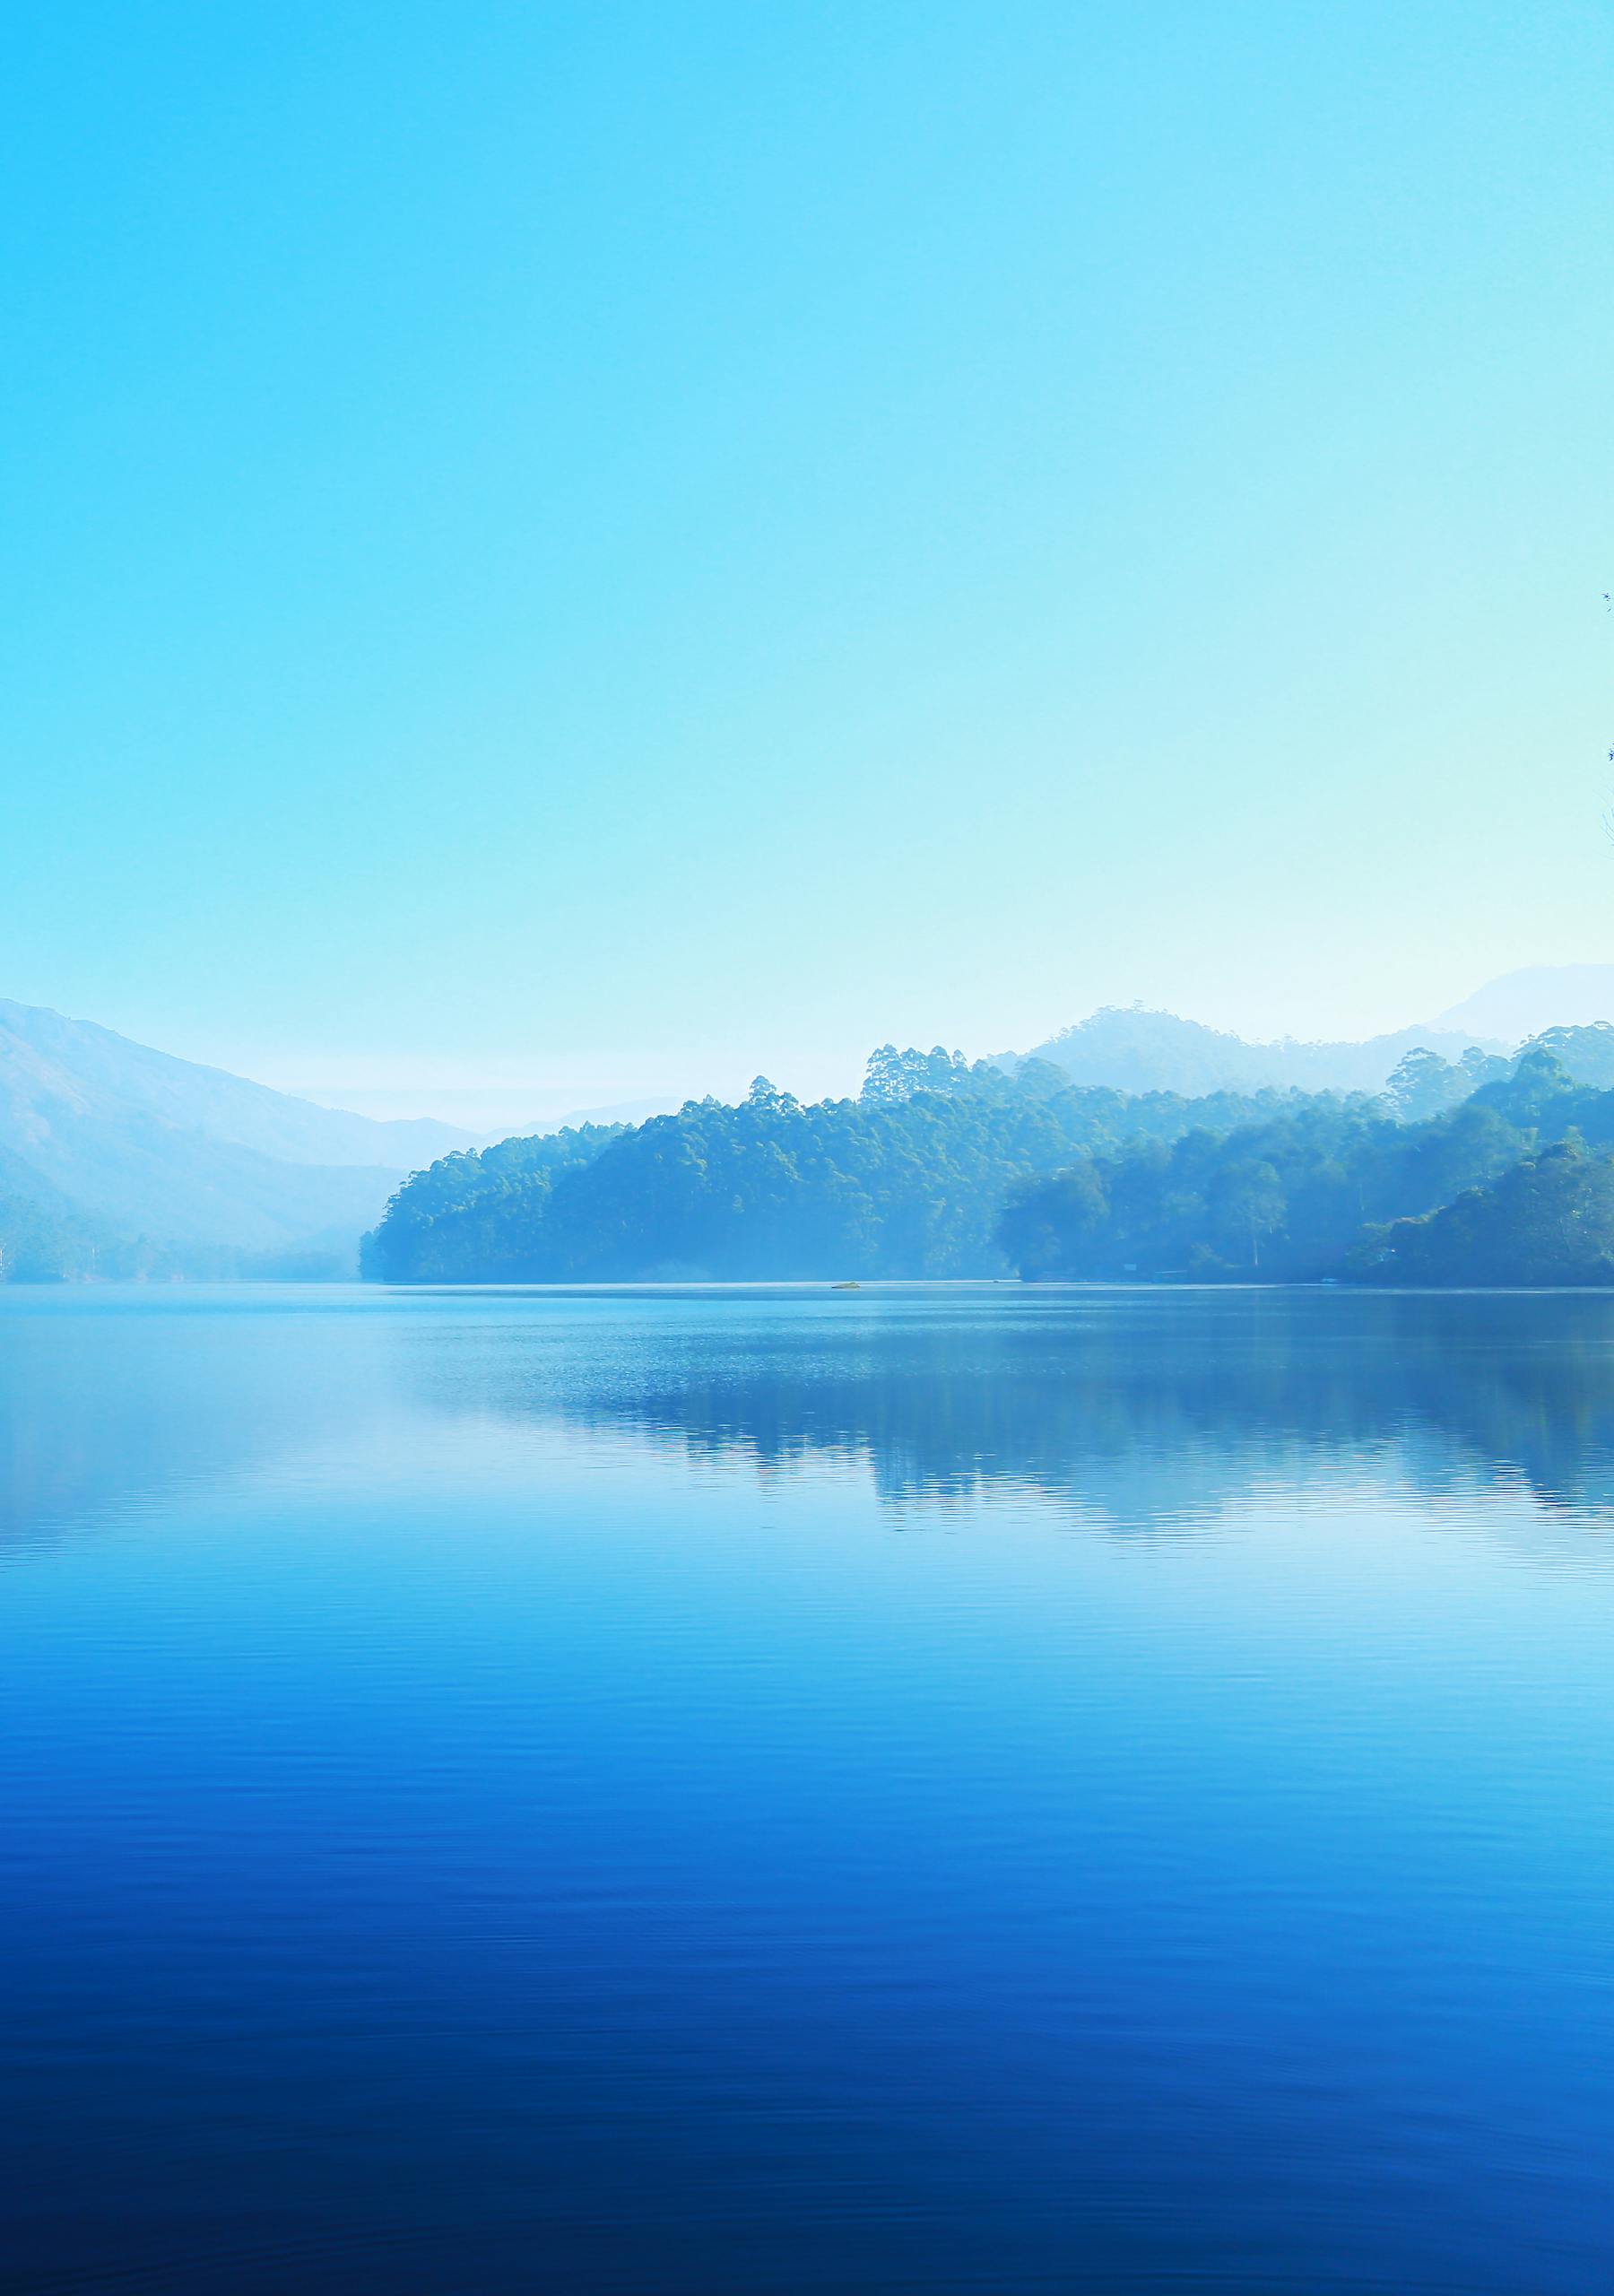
3 1285 1612 2294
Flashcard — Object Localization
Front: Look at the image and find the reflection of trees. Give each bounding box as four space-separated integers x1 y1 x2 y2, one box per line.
446 1290 1614 1533
12 1289 1614 1558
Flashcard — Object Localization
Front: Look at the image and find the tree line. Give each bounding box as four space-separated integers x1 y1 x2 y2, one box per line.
363 1055 1301 1283
1000 1047 1614 1283
362 1036 1614 1289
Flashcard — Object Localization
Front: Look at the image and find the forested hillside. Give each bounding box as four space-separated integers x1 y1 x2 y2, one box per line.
999 1049 1614 1284
996 1100 1525 1280
364 1053 1301 1282
0 994 476 1277
1353 1138 1614 1286
360 1125 630 1281
368 1041 1614 1289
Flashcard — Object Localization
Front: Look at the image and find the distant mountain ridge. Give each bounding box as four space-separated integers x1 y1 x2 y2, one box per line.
1003 1006 1501 1099
1433 965 1614 1041
1005 964 1614 1100
0 1001 472 1168
0 997 475 1272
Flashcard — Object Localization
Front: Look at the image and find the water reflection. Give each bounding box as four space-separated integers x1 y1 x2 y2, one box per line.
7 1285 1614 1553
4 1285 1613 2295
409 1288 1614 1536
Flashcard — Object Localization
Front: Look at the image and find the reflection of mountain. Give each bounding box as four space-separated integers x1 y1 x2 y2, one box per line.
413 1289 1614 1534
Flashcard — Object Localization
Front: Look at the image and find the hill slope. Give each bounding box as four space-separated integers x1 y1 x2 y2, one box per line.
0 1001 470 1167
1011 1006 1494 1098
1433 965 1614 1041
0 997 473 1271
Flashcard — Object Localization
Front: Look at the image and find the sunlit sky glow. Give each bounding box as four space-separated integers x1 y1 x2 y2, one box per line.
3 2 1611 1123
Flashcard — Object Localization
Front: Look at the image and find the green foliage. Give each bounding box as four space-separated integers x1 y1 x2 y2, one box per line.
998 1048 1614 1285
360 1125 628 1281
1518 1023 1614 1089
367 1043 1614 1290
997 1099 1528 1280
1382 1046 1481 1122
1465 1044 1614 1142
0 1185 179 1282
1353 1137 1614 1285
365 1061 1301 1282
860 1044 976 1101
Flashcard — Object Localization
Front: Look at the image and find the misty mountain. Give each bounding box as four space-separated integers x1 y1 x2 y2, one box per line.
1006 1006 1498 1098
0 1001 472 1168
0 997 474 1270
1432 965 1614 1042
541 1095 680 1133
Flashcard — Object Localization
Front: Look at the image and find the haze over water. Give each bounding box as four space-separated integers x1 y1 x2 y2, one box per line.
3 1284 1612 2293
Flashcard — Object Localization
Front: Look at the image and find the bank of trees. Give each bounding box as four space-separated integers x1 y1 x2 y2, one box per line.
998 1050 1614 1284
361 1123 629 1282
364 1057 1297 1282
364 1042 1614 1289
0 1189 161 1282
996 1099 1525 1280
1354 1137 1614 1285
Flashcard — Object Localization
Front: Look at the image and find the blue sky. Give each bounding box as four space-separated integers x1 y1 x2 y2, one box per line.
2 2 1610 1124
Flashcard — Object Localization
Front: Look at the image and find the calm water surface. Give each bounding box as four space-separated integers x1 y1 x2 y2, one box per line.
2 1284 1612 2293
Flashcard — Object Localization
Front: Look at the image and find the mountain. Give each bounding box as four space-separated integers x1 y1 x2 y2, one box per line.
1006 1006 1496 1098
542 1095 680 1132
0 998 475 1274
1433 965 1614 1042
0 1001 471 1168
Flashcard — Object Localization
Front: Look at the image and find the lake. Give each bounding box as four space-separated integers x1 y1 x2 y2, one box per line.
2 1283 1611 2293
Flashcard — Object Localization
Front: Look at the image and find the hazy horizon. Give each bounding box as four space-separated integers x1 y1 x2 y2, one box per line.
30 939 1614 1128
265 962 1586 1129
15 958 1614 1133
